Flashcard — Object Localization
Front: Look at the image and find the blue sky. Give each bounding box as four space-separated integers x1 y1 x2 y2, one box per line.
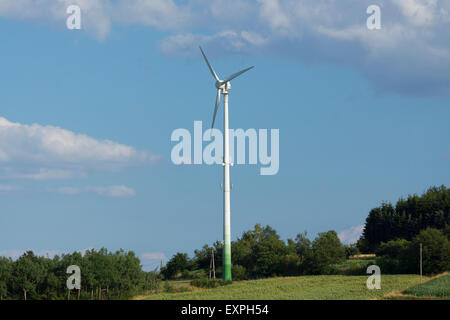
0 0 449 270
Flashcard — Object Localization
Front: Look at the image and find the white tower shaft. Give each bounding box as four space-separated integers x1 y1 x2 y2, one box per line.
222 88 232 281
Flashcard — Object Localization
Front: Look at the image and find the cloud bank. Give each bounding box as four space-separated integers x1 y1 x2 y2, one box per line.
0 116 158 180
0 0 449 96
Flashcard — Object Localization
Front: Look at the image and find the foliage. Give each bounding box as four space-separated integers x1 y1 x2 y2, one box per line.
231 265 246 281
374 228 450 274
163 281 175 293
232 224 290 278
160 252 191 280
344 244 360 258
164 225 349 280
374 238 413 274
0 248 155 300
359 186 450 252
293 231 311 260
302 231 346 275
410 228 450 274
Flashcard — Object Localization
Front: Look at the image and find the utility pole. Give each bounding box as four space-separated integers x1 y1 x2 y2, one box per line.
212 248 216 279
209 249 212 279
420 243 423 283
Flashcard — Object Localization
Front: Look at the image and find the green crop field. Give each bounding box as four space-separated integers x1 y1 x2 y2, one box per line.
138 275 428 300
403 274 450 298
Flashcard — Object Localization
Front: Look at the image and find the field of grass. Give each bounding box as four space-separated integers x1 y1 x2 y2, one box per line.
138 275 426 300
403 274 450 298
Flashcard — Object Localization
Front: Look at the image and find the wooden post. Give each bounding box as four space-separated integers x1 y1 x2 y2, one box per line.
420 243 423 283
209 249 212 279
212 249 216 279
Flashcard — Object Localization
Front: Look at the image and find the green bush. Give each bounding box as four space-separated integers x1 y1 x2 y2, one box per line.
301 231 346 274
374 238 413 273
375 256 403 274
231 265 246 280
444 224 450 241
410 228 450 274
163 281 175 293
344 244 360 258
375 239 411 258
279 254 301 276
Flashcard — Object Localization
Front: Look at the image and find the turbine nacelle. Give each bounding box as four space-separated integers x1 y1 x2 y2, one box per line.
215 80 230 90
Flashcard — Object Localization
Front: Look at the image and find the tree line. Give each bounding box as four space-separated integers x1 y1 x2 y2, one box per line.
162 186 450 280
357 185 450 252
0 248 160 300
357 185 450 274
161 225 354 280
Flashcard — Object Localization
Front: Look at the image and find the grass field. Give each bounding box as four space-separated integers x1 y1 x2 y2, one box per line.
403 274 450 298
137 275 428 300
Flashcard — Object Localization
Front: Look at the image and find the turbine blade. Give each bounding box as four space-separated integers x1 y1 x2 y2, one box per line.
211 89 221 129
200 46 219 81
223 66 254 83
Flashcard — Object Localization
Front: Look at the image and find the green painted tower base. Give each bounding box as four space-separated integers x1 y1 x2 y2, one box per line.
223 244 232 281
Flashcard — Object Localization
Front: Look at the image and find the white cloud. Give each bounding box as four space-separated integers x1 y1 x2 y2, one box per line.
338 225 364 244
258 0 291 29
392 0 438 26
56 185 136 198
113 0 190 30
0 116 159 180
0 0 189 40
1 1 450 96
160 1 450 96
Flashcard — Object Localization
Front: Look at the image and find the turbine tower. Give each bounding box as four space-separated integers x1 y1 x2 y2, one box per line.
200 47 254 281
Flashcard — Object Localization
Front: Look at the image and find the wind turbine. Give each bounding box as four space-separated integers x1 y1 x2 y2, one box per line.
200 46 254 281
